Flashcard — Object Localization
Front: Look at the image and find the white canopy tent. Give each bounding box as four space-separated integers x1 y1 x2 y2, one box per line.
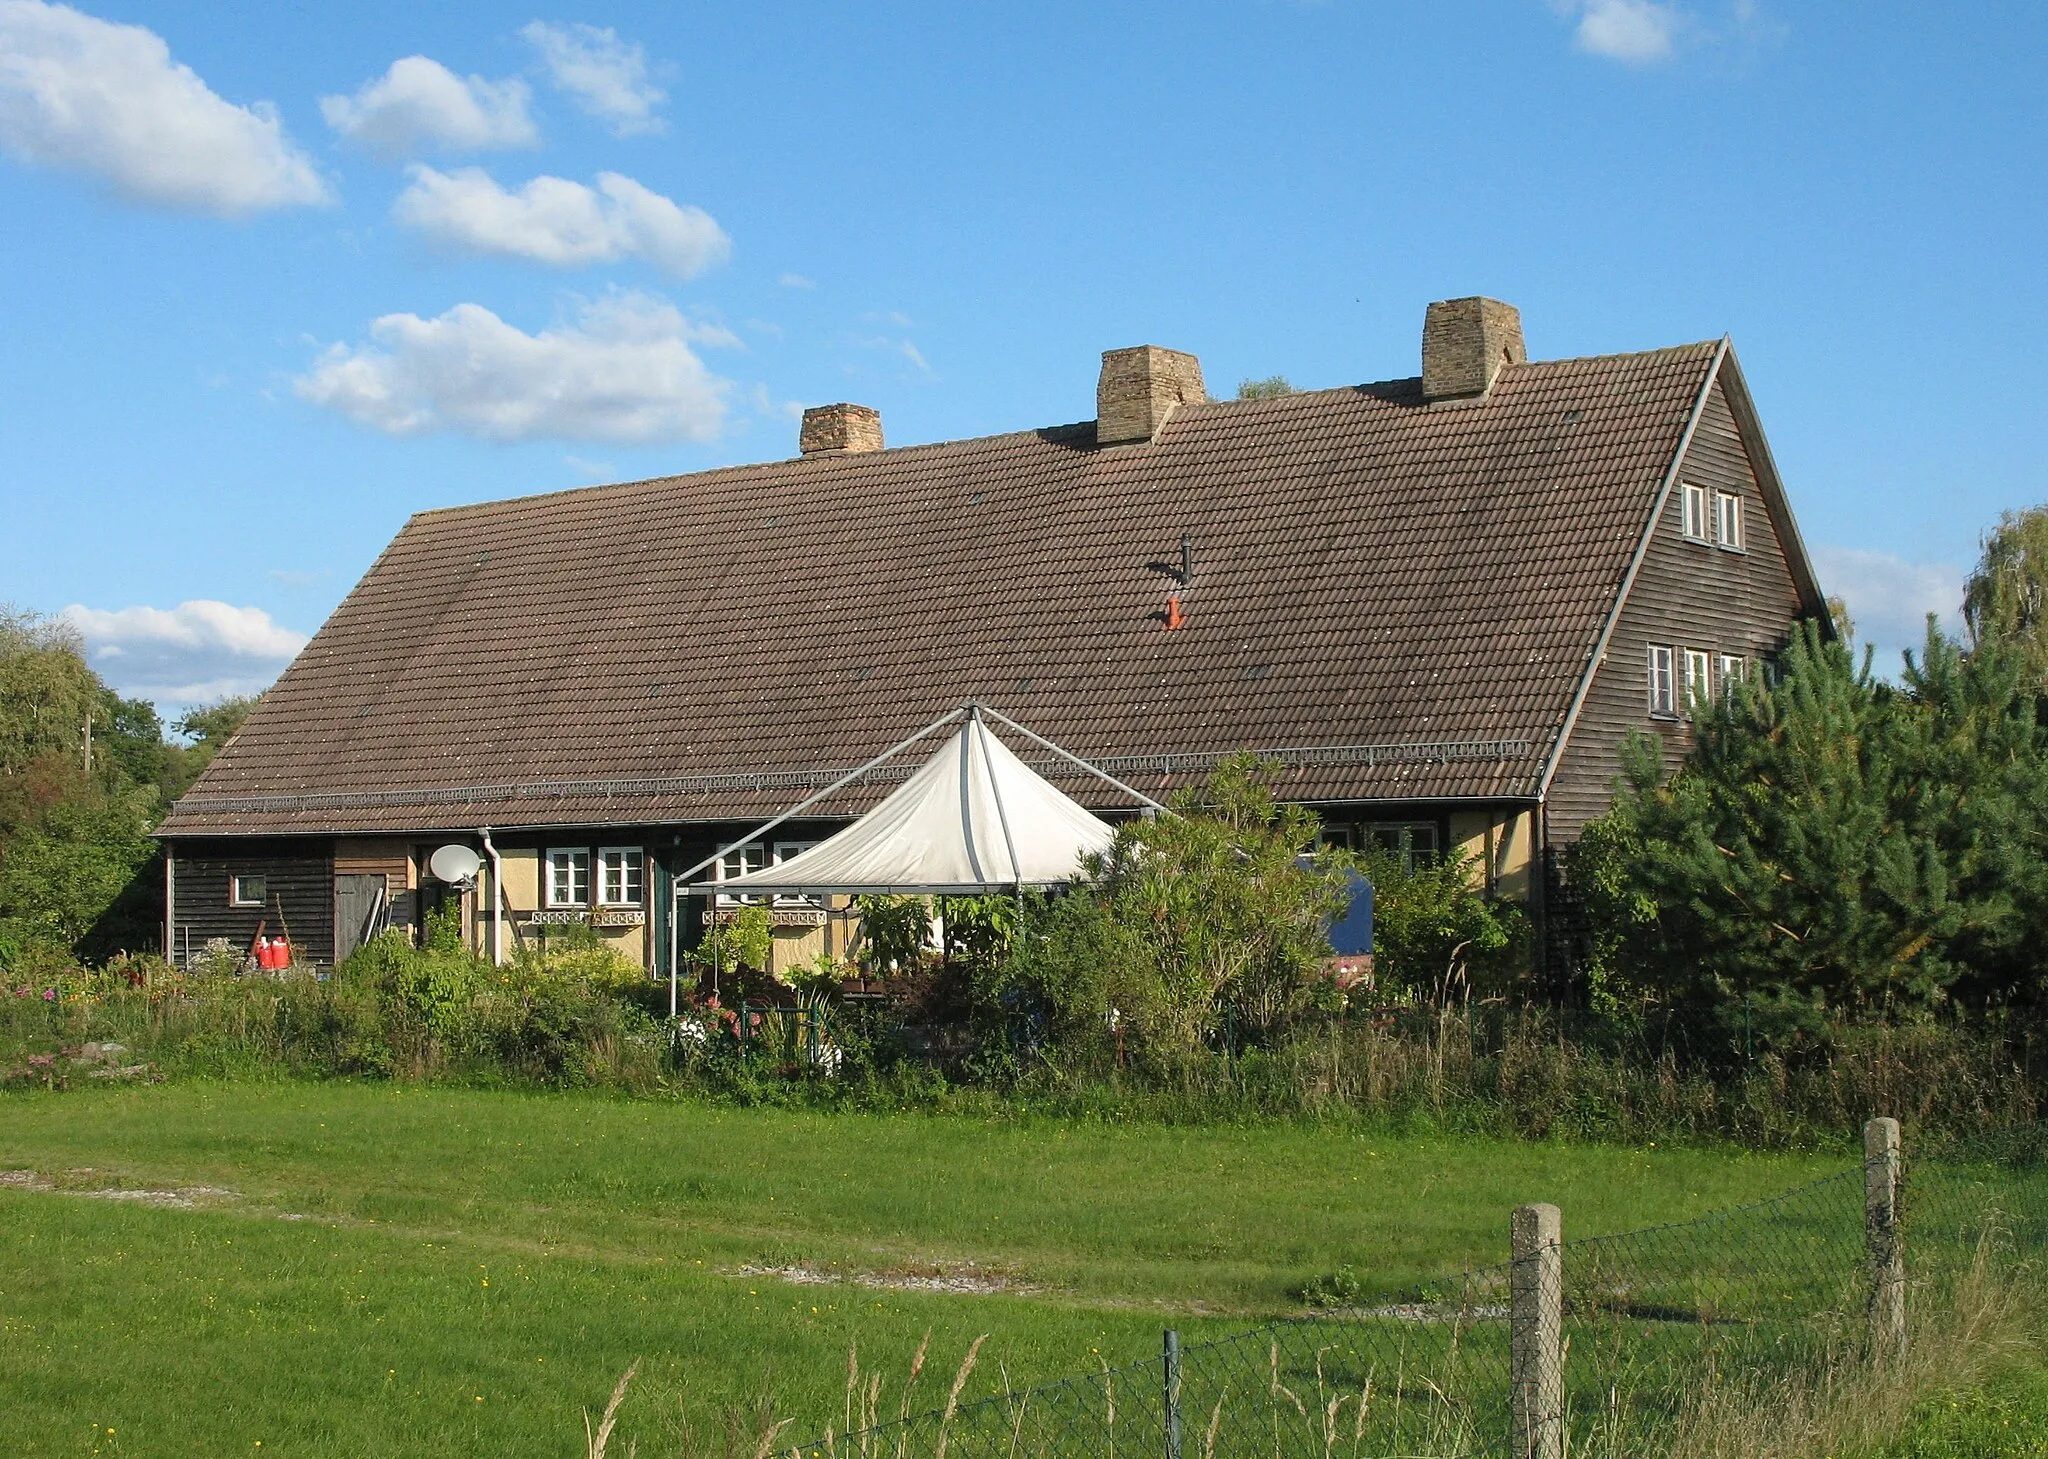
686 708 1133 897
664 704 1163 1011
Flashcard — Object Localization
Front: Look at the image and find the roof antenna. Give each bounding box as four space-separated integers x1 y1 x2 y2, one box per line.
1164 534 1194 630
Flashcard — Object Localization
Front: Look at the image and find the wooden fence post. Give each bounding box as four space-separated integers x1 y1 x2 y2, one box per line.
1865 1116 1905 1359
1162 1328 1182 1459
1511 1203 1563 1459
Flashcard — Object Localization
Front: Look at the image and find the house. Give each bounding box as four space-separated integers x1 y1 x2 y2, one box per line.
156 297 1826 981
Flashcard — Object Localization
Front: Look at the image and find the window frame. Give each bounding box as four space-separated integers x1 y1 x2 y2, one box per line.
715 841 768 907
1683 648 1713 711
1648 644 1677 717
229 873 268 908
1715 490 1744 551
596 846 645 907
1680 483 1710 543
545 847 592 908
1718 653 1748 699
1359 822 1441 874
771 840 821 908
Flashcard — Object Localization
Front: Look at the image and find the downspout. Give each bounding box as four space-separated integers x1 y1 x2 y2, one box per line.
478 827 504 966
163 848 176 966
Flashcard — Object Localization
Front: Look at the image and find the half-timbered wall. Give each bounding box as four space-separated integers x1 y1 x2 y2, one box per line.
1544 379 1809 840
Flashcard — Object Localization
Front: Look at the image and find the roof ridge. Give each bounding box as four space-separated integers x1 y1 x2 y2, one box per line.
411 419 1100 520
413 340 1726 521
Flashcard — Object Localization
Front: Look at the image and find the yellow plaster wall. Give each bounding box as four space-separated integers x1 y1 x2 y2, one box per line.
1448 810 1536 903
599 920 649 966
498 847 541 911
770 923 827 978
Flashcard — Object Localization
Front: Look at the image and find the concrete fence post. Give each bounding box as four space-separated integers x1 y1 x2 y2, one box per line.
1511 1202 1563 1459
1865 1116 1906 1359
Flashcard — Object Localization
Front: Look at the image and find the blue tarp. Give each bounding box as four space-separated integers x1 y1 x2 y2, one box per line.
1328 870 1373 955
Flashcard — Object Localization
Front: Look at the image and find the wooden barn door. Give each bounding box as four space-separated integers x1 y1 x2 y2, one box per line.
333 874 386 963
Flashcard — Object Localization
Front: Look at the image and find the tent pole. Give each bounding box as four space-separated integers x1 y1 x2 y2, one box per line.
670 706 972 886
972 705 1029 932
975 703 1172 813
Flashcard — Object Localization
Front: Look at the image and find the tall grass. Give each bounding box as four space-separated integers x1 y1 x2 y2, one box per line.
7 957 2043 1150
969 1009 2044 1150
1653 1234 2042 1459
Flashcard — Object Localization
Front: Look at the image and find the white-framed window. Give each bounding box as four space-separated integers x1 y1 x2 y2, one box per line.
1716 491 1743 550
230 873 267 908
1648 645 1676 716
545 848 591 907
1683 649 1712 709
771 840 820 907
1361 822 1440 874
1681 483 1710 542
716 841 767 906
1719 654 1748 698
597 847 645 906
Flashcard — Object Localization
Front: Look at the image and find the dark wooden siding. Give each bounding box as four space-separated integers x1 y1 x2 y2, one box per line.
169 841 335 966
1545 379 1808 840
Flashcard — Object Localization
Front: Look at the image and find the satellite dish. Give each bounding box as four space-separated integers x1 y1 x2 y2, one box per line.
429 844 483 885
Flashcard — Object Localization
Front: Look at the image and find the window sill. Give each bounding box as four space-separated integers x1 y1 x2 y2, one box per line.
1716 544 1747 554
1648 711 1684 724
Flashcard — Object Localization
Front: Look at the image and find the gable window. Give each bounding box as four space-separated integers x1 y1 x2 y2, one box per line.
597 848 644 906
1681 483 1710 542
1683 649 1713 709
716 842 767 906
1648 645 1677 717
230 874 267 908
546 848 591 907
772 840 820 907
1716 491 1743 550
1719 654 1748 698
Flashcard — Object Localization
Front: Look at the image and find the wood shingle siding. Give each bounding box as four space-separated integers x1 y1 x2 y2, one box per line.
170 843 336 967
1543 380 1809 839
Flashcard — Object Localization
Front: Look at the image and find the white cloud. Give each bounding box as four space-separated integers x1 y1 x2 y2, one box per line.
851 332 933 377
0 0 327 215
320 55 535 158
1562 0 1681 63
294 291 731 445
778 273 815 290
521 20 664 135
1812 545 1966 669
61 600 306 703
393 165 729 278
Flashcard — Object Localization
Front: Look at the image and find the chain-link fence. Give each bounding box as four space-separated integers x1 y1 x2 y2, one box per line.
778 1123 2048 1459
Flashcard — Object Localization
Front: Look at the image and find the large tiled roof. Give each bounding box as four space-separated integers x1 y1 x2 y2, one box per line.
163 344 1723 836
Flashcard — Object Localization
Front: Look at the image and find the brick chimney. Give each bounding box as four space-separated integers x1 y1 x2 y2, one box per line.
800 403 884 456
1421 298 1525 401
1096 346 1205 445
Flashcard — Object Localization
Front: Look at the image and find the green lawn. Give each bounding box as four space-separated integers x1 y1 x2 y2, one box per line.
0 1082 1844 1458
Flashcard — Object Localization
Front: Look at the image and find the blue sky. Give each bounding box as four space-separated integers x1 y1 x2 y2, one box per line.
2 0 2044 710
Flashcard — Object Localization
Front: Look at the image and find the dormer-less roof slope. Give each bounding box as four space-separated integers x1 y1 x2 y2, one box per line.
165 341 1805 837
